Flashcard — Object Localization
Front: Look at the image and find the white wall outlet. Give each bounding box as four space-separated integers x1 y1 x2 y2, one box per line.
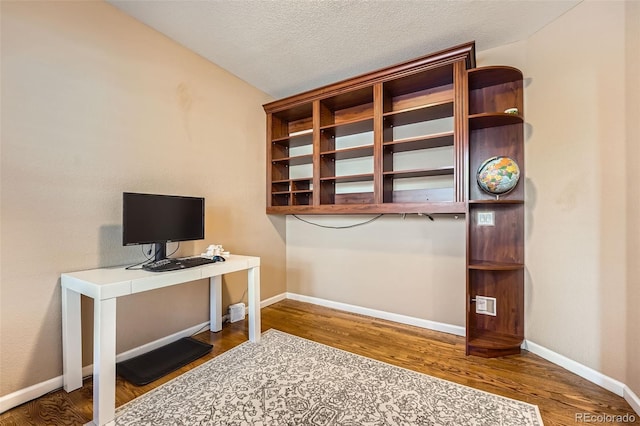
475 296 497 316
477 211 495 226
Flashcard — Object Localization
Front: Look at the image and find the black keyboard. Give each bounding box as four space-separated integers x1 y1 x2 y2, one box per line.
142 256 224 272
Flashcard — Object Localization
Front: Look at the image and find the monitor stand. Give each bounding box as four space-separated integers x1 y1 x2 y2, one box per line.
152 242 167 262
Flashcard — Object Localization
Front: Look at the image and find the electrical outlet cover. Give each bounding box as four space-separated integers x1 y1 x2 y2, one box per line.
475 296 497 316
229 303 245 323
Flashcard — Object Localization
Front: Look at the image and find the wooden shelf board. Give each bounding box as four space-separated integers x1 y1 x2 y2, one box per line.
469 199 524 204
272 154 313 166
320 173 374 183
272 132 313 148
291 190 313 195
267 201 465 215
467 260 524 270
383 131 454 152
383 101 453 127
320 117 374 138
468 66 523 90
384 167 454 179
321 145 374 160
469 113 523 130
272 178 312 184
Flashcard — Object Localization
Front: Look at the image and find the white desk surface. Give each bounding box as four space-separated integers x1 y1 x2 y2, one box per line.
61 255 260 300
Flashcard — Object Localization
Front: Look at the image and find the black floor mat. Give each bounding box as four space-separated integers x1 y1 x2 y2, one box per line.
116 337 213 386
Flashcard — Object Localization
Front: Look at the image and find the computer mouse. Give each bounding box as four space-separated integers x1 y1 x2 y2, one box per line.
213 255 226 262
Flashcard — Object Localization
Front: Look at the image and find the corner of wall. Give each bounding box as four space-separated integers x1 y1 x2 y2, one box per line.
625 0 640 399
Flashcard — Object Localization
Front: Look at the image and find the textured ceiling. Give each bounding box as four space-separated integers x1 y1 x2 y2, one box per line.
108 0 580 99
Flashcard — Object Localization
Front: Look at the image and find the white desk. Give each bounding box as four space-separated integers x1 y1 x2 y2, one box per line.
61 255 260 426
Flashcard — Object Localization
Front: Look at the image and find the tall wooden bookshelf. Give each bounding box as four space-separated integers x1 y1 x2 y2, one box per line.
466 66 525 357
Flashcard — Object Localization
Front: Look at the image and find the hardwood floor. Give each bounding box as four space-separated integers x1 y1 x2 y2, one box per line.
1 299 637 425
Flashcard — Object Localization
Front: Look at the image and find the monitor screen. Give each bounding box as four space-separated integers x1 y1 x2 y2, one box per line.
123 192 205 248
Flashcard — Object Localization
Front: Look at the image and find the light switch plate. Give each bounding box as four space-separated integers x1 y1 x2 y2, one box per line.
477 211 495 226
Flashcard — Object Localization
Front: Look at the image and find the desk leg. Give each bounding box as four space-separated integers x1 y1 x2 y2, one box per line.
61 286 83 392
93 298 116 426
209 275 222 332
248 266 261 343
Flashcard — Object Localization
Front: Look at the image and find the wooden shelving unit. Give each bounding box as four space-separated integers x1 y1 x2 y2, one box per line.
267 103 314 208
265 45 526 359
264 42 475 214
466 66 525 357
318 88 375 207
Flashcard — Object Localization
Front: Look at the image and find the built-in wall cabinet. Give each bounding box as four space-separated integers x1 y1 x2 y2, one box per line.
265 43 475 215
264 42 525 357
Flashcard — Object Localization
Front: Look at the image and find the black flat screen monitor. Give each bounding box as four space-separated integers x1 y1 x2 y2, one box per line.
123 192 205 261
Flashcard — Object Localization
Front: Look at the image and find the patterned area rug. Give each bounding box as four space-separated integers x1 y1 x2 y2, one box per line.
115 329 543 425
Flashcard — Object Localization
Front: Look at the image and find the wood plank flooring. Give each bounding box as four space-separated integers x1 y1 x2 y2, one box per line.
1 299 637 425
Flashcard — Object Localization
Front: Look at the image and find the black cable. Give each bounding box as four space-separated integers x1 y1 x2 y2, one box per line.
125 245 154 270
293 214 383 229
167 242 180 257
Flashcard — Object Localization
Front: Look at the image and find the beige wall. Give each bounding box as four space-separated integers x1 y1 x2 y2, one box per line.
524 0 629 384
0 1 285 397
286 0 638 396
286 215 466 326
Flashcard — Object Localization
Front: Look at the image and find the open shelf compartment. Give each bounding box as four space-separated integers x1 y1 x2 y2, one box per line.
270 103 313 138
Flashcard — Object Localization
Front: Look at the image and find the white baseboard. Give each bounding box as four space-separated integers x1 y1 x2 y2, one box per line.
0 376 63 415
0 321 211 414
522 340 626 397
624 385 640 416
261 292 287 308
285 292 466 337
